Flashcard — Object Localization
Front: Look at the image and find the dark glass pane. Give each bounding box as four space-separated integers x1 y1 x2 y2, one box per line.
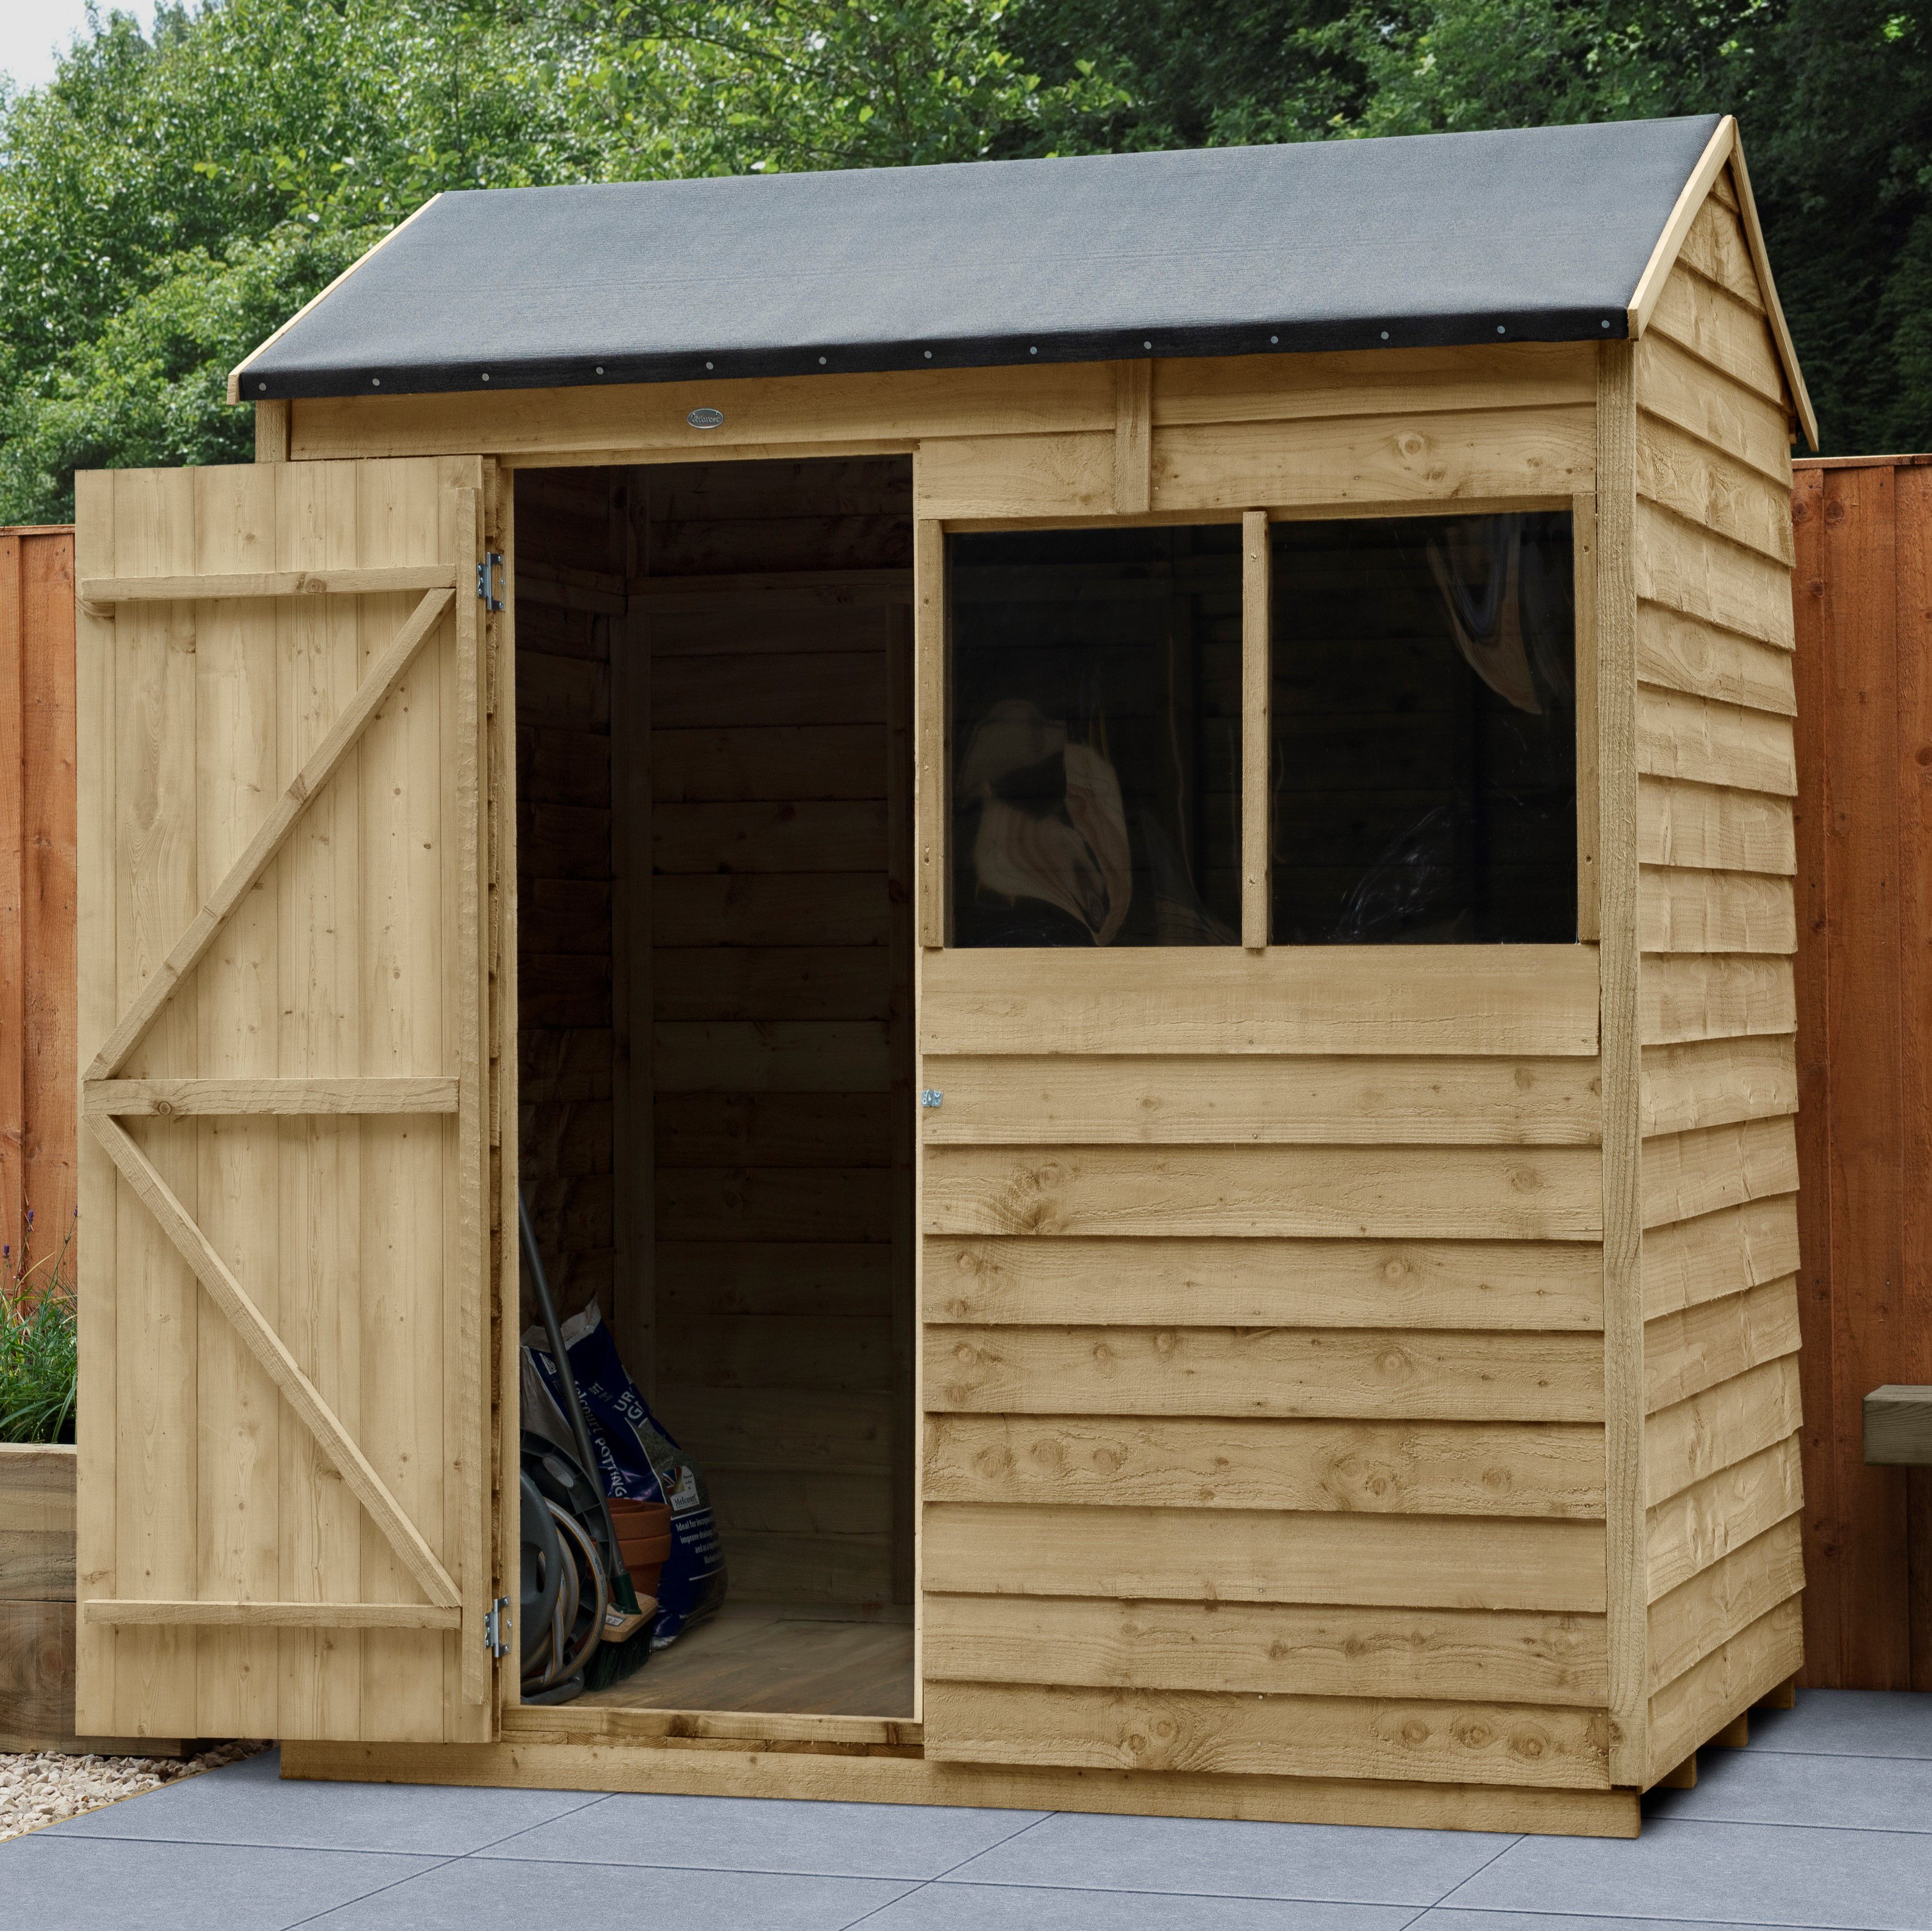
1269 513 1576 945
948 526 1242 947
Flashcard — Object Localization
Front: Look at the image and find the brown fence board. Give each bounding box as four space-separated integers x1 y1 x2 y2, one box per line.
0 528 77 1290
1899 464 1932 1688
1791 460 1932 1688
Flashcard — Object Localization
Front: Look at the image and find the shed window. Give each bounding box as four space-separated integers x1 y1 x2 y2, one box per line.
1269 513 1577 945
948 526 1242 947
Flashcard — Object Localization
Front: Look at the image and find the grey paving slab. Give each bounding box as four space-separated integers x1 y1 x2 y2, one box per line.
0 1832 439 1931
1645 1741 1932 1833
870 1883 1422 1930
475 1789 1050 1878
939 1811 1520 1905
299 1848 919 1929
1748 1689 1932 1759
1444 1815 1932 1929
51 1746 605 1854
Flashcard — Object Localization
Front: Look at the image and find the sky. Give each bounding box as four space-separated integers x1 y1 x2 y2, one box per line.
1 0 157 91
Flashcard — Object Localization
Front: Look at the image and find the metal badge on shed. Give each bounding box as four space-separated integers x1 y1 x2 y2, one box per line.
687 407 724 429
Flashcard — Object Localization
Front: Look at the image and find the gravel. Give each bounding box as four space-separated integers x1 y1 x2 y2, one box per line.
0 1740 269 1844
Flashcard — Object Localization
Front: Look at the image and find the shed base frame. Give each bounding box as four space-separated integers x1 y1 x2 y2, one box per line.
281 1738 1642 1838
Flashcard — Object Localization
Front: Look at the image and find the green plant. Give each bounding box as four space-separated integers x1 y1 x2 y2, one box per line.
1 1214 78 1445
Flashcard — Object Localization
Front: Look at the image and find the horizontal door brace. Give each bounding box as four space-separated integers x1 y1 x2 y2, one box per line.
84 1077 460 1118
79 564 458 604
84 1599 460 1631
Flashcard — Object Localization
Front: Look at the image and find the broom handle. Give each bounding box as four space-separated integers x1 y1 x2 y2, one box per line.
518 1193 630 1586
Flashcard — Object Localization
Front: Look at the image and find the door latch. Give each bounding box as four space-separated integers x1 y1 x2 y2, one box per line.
477 552 505 613
484 1596 511 1658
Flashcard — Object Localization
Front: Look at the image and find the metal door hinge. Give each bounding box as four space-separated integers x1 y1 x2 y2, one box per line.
484 1596 511 1658
477 552 505 612
920 1089 944 1109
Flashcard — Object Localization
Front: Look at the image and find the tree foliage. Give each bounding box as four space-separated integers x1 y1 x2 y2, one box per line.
1 0 1927 520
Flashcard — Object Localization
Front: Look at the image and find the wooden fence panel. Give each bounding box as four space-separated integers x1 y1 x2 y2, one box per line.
1791 456 1932 1689
0 527 77 1291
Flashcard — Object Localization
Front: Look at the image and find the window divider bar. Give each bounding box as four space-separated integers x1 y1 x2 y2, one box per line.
913 515 946 948
1241 508 1271 952
1572 490 1603 944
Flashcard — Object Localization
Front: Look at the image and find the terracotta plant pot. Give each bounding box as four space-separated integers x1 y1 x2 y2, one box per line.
604 1499 673 1601
625 1561 667 1601
607 1499 672 1536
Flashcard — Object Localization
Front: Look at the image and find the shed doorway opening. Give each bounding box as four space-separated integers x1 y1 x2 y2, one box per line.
513 457 916 1719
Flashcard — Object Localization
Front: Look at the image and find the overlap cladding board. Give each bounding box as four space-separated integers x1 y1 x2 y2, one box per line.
1630 167 1804 1778
918 942 1616 1793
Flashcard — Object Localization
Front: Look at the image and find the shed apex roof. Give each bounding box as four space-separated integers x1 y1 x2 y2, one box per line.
232 113 1813 445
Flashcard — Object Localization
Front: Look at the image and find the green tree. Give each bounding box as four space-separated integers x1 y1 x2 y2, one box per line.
4 0 1932 516
0 0 604 519
1009 0 1932 452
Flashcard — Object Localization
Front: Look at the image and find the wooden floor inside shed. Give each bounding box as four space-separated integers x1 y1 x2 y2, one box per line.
575 1603 915 1718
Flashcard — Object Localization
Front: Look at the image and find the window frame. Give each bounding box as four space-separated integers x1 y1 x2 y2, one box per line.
914 494 1596 952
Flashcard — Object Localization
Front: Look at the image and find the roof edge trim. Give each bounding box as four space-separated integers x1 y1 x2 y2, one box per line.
1728 132 1819 452
226 193 448 405
1626 115 1736 340
1624 116 1817 453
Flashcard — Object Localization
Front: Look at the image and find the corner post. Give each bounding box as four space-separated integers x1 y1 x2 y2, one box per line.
253 399 290 464
1596 338 1648 1786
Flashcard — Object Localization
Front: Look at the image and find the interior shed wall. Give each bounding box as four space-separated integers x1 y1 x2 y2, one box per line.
515 471 623 1326
512 456 920 1620
641 457 916 1608
1631 166 1805 1780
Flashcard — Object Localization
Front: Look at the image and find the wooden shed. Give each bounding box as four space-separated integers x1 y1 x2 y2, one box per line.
71 111 1813 1836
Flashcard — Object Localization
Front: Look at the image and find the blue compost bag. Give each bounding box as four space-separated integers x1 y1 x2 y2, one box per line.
525 1303 727 1646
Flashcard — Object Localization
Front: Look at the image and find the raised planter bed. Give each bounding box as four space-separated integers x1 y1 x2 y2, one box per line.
1 1442 176 1756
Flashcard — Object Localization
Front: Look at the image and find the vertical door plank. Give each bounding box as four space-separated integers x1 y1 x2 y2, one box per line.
1789 465 1841 1686
356 457 449 1740
1823 463 1910 1690
73 478 120 1735
446 474 491 1719
275 457 367 1729
115 463 203 1739
493 470 522 1718
192 462 283 1738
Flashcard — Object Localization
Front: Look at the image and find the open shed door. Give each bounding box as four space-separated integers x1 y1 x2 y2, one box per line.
73 458 499 1744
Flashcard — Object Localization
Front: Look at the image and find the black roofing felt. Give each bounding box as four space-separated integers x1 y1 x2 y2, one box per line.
238 115 1725 400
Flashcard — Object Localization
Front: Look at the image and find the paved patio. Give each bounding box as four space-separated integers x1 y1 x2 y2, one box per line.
2 1690 1928 1929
